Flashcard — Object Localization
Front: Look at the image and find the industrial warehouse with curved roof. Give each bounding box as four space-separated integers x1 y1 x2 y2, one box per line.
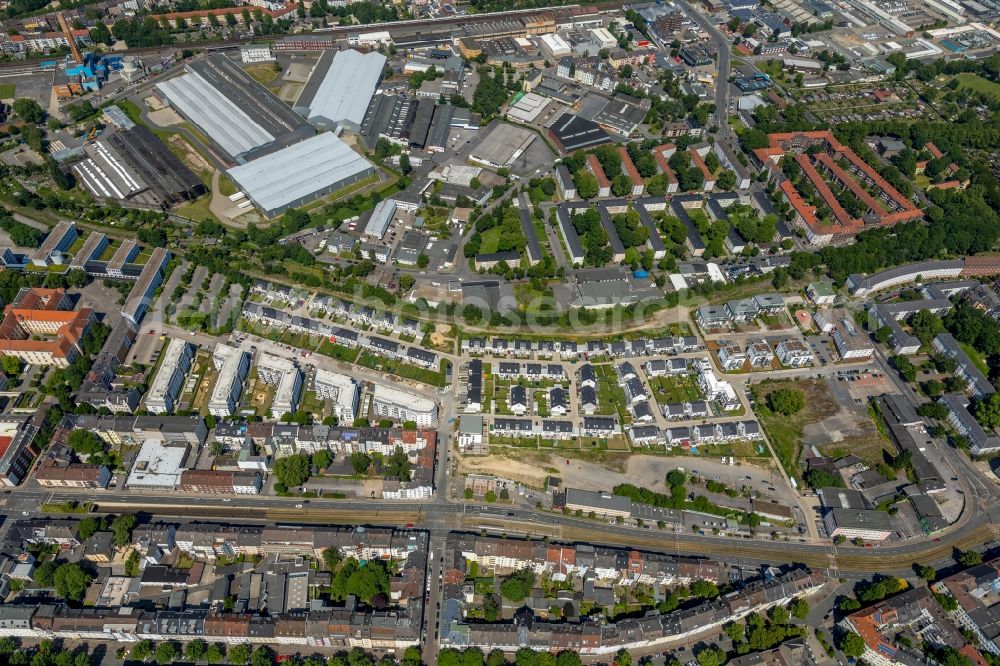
226 132 375 217
295 49 387 130
155 54 313 163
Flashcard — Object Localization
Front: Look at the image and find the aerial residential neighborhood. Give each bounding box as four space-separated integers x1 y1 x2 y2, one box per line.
0 0 997 664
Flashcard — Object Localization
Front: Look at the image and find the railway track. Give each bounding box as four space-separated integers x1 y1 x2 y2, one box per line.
0 0 629 73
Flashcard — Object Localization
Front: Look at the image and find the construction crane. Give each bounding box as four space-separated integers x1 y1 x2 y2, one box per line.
56 12 84 65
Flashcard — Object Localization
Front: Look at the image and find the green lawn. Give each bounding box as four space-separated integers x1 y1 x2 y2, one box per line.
649 375 702 405
959 341 990 376
954 73 1000 101
176 195 215 223
317 340 360 363
116 99 143 124
0 83 15 98
478 226 503 254
394 361 447 387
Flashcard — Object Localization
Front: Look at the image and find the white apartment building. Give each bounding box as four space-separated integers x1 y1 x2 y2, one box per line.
145 339 194 414
312 369 359 423
208 345 250 417
255 353 303 418
371 384 438 427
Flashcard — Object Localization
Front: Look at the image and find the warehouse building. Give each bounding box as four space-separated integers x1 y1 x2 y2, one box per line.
507 93 550 124
548 113 612 153
408 99 435 149
227 133 375 218
155 54 313 163
360 94 417 148
469 123 536 169
106 126 205 204
73 140 148 202
363 199 397 240
295 49 387 131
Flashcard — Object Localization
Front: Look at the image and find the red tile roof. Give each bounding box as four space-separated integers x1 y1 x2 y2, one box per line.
618 146 643 187
688 148 715 184
152 4 297 19
586 154 610 189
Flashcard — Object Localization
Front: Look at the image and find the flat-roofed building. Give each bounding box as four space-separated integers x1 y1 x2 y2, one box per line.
0 417 39 486
845 259 965 297
940 394 1000 456
240 43 273 63
313 369 360 423
775 339 812 367
68 232 108 271
256 353 303 418
933 333 996 398
125 439 188 490
469 123 536 169
823 508 893 541
563 488 631 518
806 281 836 305
145 339 194 414
208 345 251 417
827 309 874 360
458 414 486 455
371 384 438 426
31 221 77 267
122 248 171 326
73 414 208 447
106 239 139 278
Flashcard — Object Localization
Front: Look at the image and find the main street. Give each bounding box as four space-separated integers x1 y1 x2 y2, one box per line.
8 485 997 578
673 0 734 141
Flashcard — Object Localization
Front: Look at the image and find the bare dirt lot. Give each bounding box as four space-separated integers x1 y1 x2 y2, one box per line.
458 451 789 502
147 108 183 126
169 135 212 177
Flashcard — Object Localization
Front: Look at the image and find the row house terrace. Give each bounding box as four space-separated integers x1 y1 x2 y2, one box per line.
449 535 723 587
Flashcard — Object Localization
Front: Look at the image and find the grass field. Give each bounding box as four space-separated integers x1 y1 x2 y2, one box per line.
959 341 990 376
955 73 1000 101
478 226 503 255
243 63 280 85
116 99 143 124
0 83 15 98
648 375 702 405
176 195 214 223
317 340 360 363
218 173 238 197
